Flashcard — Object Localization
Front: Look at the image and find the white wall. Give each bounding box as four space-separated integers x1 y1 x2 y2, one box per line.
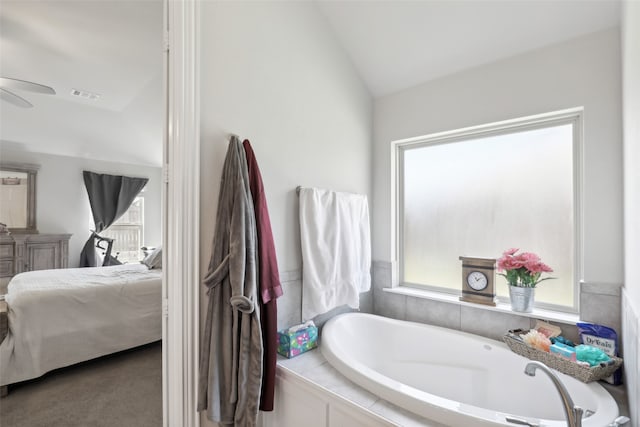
0 149 162 267
623 0 640 307
198 2 371 424
373 28 623 286
622 1 640 425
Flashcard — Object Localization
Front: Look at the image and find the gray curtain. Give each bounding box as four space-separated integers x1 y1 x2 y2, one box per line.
79 171 148 267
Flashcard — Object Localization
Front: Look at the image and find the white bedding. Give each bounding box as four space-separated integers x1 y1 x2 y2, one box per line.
0 264 162 386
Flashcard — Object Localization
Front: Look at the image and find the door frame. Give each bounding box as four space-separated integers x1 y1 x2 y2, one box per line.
163 1 200 426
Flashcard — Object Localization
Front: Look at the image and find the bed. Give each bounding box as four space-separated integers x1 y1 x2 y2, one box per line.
0 263 162 390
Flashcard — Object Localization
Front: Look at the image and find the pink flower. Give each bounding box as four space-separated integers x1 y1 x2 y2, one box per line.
497 248 555 287
497 255 524 271
526 261 553 273
518 252 541 264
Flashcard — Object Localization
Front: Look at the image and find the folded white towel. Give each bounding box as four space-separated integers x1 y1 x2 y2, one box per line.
299 187 371 320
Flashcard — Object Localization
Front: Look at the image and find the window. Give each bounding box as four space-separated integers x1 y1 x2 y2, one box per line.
102 196 145 264
394 109 582 312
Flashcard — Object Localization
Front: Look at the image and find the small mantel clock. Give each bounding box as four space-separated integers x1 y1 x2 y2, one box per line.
459 256 497 306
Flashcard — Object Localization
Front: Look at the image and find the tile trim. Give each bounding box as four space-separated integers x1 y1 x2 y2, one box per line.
580 281 623 297
280 269 302 283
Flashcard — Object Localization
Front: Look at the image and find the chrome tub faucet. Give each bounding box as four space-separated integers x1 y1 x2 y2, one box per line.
524 361 583 427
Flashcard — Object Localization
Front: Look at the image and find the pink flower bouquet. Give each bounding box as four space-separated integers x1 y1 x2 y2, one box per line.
497 248 554 288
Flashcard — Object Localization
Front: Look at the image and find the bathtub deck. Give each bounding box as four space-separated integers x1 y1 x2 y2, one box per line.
276 345 630 427
276 347 448 427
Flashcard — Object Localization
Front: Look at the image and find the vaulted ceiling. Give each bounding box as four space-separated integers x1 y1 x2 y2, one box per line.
317 0 621 97
0 1 621 165
0 0 163 166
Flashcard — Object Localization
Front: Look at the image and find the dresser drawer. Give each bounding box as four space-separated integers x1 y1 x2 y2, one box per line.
0 244 13 259
0 260 13 277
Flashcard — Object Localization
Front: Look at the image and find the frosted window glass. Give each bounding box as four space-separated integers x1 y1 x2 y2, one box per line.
402 124 574 307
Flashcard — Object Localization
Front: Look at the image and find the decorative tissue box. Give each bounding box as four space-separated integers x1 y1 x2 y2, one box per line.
277 321 318 358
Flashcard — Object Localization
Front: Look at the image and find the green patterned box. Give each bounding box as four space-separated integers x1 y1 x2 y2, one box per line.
277 324 318 358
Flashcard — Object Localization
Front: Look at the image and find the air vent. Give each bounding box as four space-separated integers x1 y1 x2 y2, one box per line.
70 88 101 100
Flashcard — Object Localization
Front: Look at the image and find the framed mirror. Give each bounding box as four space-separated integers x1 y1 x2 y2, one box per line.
0 162 39 234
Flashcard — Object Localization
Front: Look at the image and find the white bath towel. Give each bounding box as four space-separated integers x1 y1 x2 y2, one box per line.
299 187 371 320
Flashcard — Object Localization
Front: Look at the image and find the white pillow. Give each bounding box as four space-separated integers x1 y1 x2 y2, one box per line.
141 245 162 269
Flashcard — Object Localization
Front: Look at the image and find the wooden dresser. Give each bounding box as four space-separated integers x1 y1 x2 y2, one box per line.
0 233 71 291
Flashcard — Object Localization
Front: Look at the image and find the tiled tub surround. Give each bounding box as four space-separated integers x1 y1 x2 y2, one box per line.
270 347 448 427
271 263 629 422
276 269 373 331
322 313 622 426
373 261 623 343
269 343 627 427
371 260 630 416
580 281 624 342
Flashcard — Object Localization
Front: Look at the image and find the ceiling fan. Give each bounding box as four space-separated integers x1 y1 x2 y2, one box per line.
0 77 56 108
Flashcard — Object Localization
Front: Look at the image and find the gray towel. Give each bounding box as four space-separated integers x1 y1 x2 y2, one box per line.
198 137 263 427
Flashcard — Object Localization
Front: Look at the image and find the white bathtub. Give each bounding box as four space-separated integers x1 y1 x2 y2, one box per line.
321 313 619 427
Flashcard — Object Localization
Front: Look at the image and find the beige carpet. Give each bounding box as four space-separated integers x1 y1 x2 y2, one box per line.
0 341 162 427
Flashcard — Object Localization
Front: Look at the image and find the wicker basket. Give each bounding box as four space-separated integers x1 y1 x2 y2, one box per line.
503 331 623 383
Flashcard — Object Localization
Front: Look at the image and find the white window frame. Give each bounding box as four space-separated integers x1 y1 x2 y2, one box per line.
391 108 584 313
103 195 145 264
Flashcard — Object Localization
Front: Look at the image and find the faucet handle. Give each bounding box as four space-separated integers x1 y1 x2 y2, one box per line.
573 406 583 427
608 416 631 427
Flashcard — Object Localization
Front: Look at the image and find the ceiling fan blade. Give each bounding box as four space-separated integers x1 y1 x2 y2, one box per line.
0 77 56 95
0 88 33 108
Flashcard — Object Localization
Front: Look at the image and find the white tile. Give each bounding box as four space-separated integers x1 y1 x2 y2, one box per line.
303 363 380 409
375 292 406 320
280 269 302 283
368 400 448 427
406 296 460 330
580 292 621 333
277 279 302 330
460 305 530 341
373 261 392 292
277 349 327 375
359 289 374 314
580 281 622 296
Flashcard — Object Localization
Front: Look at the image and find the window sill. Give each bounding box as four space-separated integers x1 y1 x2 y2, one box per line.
383 286 579 326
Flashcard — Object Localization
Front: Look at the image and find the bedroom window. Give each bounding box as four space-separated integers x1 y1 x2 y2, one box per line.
393 109 583 312
102 196 144 264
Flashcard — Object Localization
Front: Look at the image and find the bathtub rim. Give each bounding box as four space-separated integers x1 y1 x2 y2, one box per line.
321 312 619 427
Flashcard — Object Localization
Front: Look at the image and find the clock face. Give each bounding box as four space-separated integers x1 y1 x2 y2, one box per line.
467 271 488 291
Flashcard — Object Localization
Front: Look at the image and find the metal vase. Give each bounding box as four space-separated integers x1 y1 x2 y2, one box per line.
509 286 535 313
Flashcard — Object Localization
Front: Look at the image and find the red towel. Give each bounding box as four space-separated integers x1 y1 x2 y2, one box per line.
243 140 283 411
